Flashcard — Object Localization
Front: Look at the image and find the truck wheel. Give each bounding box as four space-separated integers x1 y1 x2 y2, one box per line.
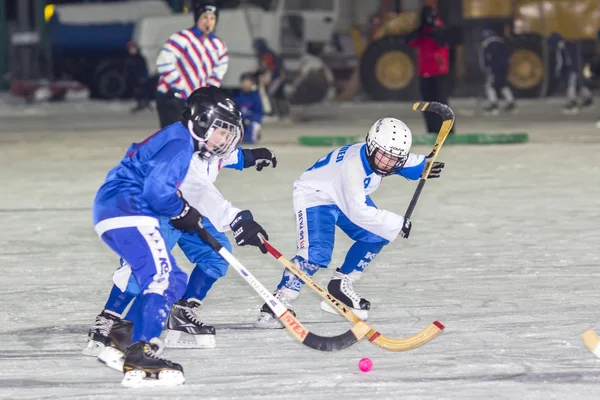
359 35 418 101
93 62 127 100
507 34 545 98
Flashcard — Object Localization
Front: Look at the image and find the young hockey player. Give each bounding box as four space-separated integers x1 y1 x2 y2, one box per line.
92 86 268 387
480 27 516 115
254 117 445 328
85 143 275 372
84 143 276 361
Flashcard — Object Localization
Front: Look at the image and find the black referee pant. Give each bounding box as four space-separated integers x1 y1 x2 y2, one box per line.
156 91 186 128
419 75 454 134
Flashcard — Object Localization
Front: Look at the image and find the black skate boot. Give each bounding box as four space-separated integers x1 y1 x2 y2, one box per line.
483 103 499 116
563 100 579 115
503 102 517 114
581 97 593 108
320 269 370 321
253 290 297 329
97 319 133 372
82 310 121 356
164 299 216 349
121 339 185 388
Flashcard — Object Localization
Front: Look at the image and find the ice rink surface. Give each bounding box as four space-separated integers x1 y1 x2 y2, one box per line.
1 99 600 399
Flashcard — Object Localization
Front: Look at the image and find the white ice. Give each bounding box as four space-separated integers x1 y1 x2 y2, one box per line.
1 99 600 399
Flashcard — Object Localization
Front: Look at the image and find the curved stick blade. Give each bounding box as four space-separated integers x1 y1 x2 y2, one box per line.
413 101 455 122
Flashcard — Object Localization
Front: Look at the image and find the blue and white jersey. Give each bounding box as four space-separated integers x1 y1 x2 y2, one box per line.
293 143 425 242
93 122 195 225
178 148 245 232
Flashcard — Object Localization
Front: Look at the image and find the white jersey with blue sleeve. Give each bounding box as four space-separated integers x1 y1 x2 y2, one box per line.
177 148 245 233
293 143 425 242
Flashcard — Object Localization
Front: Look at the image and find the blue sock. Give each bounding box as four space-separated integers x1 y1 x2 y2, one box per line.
103 284 134 315
124 297 141 323
183 267 218 301
338 241 386 275
131 293 171 343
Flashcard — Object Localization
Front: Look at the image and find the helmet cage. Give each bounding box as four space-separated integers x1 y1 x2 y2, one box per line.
188 114 242 160
366 136 408 177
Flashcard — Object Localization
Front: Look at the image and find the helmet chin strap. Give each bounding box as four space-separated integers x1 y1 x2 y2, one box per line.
188 120 210 155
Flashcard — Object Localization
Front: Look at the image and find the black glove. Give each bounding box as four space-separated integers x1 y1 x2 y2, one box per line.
230 210 268 253
170 197 203 233
400 218 412 239
428 161 445 179
242 148 277 171
423 152 445 179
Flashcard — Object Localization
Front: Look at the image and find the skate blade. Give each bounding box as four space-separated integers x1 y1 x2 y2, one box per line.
253 313 285 329
82 340 104 357
98 346 125 372
121 369 185 388
164 330 216 349
320 300 368 321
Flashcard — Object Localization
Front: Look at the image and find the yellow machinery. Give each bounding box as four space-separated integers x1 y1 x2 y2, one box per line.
354 0 600 101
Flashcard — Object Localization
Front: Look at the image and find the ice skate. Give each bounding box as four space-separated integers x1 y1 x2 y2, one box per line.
164 299 216 349
503 102 517 114
483 103 499 116
121 338 185 388
580 97 593 108
563 100 579 115
82 310 121 356
97 319 133 372
253 290 296 329
320 269 370 321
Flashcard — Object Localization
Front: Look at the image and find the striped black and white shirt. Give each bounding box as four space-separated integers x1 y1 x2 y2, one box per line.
156 28 228 98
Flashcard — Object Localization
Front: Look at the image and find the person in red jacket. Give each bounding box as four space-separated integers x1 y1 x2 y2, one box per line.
406 6 453 134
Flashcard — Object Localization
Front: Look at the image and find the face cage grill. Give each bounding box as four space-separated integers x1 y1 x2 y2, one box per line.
368 146 408 177
202 118 242 159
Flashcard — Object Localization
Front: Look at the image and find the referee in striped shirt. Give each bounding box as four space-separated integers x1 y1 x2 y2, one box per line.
155 2 229 128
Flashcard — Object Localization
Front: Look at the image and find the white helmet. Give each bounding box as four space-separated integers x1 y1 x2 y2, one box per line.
365 117 412 176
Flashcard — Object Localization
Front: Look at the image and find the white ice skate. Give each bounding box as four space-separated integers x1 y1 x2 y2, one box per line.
320 269 370 321
164 299 216 349
253 290 296 329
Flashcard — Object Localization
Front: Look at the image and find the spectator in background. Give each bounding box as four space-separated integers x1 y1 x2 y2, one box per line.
124 41 152 114
253 38 290 121
406 5 453 134
596 29 600 128
548 32 593 115
155 1 228 128
479 27 516 115
235 72 264 144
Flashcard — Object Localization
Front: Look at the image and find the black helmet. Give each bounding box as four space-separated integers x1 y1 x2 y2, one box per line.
193 1 219 23
183 86 242 159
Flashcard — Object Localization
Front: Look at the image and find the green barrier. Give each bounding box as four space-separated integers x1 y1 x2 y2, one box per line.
298 133 529 147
